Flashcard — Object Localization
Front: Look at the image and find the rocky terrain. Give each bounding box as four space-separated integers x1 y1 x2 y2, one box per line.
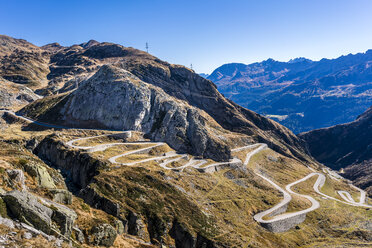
300 106 372 196
0 35 50 89
1 110 371 247
208 53 372 133
3 34 310 164
0 77 40 110
0 35 371 247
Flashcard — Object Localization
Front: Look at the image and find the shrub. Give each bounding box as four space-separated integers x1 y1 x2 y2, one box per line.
0 198 8 218
18 158 28 167
81 202 90 212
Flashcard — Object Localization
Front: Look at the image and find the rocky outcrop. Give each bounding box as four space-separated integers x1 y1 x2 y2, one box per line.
49 188 73 204
0 216 65 246
88 223 117 247
21 162 56 189
34 136 106 188
6 169 26 191
22 62 311 162
169 220 218 248
1 169 76 236
73 226 85 243
3 190 53 234
127 211 150 241
59 65 235 161
0 77 40 108
2 190 77 236
79 185 120 217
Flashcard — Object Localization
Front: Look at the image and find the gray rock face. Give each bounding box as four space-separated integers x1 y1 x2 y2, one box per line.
6 169 26 191
35 138 106 188
21 163 56 189
23 232 32 239
3 190 53 234
60 65 233 161
49 189 72 205
169 220 217 248
0 216 15 229
73 226 85 243
79 185 120 217
3 190 76 236
114 219 125 234
47 200 77 236
89 223 117 247
127 211 150 241
0 78 40 108
169 220 196 248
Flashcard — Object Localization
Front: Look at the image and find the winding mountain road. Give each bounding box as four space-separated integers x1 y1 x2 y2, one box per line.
0 110 251 172
66 132 245 172
2 109 371 233
253 171 371 232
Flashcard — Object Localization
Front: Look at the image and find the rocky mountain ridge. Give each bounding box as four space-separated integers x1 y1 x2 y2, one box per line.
208 51 372 133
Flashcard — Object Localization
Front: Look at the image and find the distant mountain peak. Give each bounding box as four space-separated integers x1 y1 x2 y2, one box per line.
288 57 312 63
199 73 209 79
41 42 64 52
80 39 100 49
263 58 276 63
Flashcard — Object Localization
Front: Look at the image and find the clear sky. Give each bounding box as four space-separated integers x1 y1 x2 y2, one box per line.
1 0 372 73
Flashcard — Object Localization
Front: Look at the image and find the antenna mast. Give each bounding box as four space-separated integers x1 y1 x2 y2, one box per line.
146 42 149 53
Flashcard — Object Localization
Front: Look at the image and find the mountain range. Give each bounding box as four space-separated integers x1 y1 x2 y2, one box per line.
207 52 372 133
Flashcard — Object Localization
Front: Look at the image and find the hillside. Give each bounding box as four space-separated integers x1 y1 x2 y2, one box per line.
208 52 372 133
300 106 372 195
0 36 371 247
11 36 311 163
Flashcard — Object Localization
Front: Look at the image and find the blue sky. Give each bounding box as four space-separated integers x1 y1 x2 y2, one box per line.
1 0 372 73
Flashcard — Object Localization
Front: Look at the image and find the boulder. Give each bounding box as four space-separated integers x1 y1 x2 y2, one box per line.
51 204 77 236
25 138 39 151
22 163 56 189
0 216 15 229
89 223 117 247
114 219 125 234
3 190 53 234
49 189 72 205
3 190 76 237
73 226 85 243
38 197 77 236
79 185 120 216
6 169 26 191
127 211 150 241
